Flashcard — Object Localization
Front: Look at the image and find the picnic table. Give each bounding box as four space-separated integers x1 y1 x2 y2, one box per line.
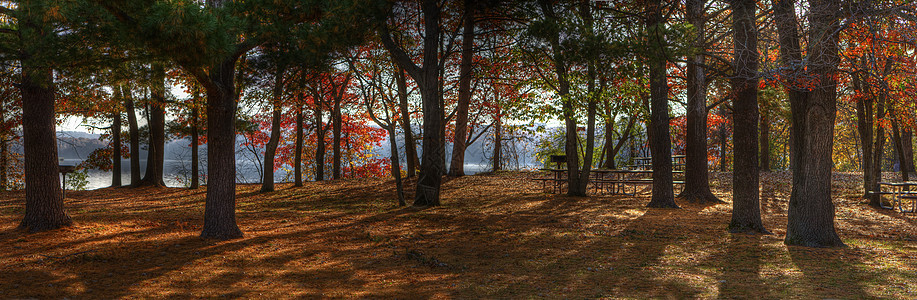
534 168 684 195
628 155 686 171
876 182 917 213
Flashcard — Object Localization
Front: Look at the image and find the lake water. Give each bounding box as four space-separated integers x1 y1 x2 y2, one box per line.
67 159 522 190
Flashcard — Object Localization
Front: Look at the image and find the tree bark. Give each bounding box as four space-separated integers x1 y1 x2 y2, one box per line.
331 77 344 180
388 127 406 206
198 58 244 240
891 115 909 182
729 0 766 233
140 65 166 187
112 109 122 187
904 129 915 173
111 86 123 187
0 109 7 190
778 0 845 247
122 85 142 187
261 65 285 192
379 0 444 206
645 0 677 208
853 68 873 198
18 63 71 232
314 102 326 181
493 105 503 171
449 0 475 177
394 65 419 177
760 110 770 172
190 103 200 189
679 0 721 203
294 104 304 187
718 105 728 172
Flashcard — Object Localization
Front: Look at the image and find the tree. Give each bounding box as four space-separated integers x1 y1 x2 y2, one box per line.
139 64 167 187
2 0 73 232
379 0 447 206
448 0 476 177
643 0 677 208
729 0 766 233
103 0 381 239
775 0 845 247
679 0 721 204
261 61 287 192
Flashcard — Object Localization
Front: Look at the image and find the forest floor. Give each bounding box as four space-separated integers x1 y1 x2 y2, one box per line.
0 171 915 299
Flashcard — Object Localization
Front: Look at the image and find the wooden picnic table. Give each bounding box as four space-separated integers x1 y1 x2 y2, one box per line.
877 181 917 213
534 168 684 195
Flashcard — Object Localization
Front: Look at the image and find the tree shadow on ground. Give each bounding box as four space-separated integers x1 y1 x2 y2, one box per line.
787 246 873 299
716 234 771 299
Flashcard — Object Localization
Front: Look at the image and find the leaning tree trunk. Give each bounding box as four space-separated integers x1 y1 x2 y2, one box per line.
449 0 475 177
679 0 720 203
294 105 304 187
123 86 141 187
394 65 419 178
645 0 677 208
388 127 406 206
19 63 71 232
261 66 285 192
780 0 844 247
199 59 244 240
140 66 167 187
729 0 766 233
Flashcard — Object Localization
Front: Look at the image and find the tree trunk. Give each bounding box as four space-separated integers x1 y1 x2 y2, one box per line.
493 105 503 171
0 113 7 190
394 65 419 178
449 0 475 177
891 116 909 182
718 105 728 172
294 104 304 187
853 69 873 198
112 110 122 187
122 85 142 187
331 84 342 180
199 59 243 240
729 0 766 233
903 129 914 174
645 0 677 208
18 63 71 232
602 120 615 169
140 65 166 187
779 0 844 247
191 103 200 189
388 127 406 206
679 0 720 203
261 65 285 192
760 111 770 172
379 0 444 206
870 91 885 206
314 99 326 181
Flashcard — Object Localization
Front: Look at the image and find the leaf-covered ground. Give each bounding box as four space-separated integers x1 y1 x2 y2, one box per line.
0 171 915 298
